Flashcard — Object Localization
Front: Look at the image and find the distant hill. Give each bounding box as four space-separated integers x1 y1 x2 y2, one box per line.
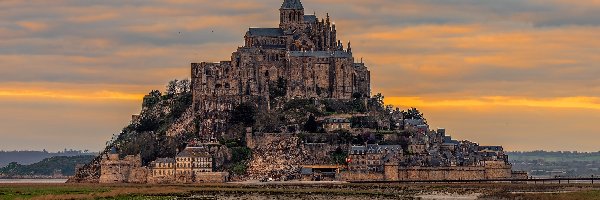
508 151 600 162
508 151 600 178
0 150 97 167
0 155 95 178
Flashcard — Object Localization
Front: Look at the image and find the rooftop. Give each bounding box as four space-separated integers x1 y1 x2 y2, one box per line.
247 28 284 37
177 147 211 158
304 15 317 23
281 0 303 10
288 51 352 58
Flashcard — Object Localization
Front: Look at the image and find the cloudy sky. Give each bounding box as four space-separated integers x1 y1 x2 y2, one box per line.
1 0 599 152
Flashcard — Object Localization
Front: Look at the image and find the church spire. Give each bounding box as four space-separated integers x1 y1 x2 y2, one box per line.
280 0 305 30
281 0 304 10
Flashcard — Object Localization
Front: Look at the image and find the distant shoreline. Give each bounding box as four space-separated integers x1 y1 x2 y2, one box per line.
0 179 68 184
0 177 69 180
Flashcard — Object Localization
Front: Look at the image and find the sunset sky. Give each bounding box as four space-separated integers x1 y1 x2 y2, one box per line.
1 0 599 152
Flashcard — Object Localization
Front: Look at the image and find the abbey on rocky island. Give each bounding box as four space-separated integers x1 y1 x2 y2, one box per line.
192 0 370 137
71 0 525 184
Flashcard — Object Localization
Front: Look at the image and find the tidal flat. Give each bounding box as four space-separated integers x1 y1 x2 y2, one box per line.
1 183 599 200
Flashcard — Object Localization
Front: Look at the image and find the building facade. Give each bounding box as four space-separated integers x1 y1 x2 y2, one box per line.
147 146 226 184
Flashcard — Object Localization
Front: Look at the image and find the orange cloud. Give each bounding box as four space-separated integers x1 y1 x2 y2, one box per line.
16 21 48 32
0 89 143 101
386 96 600 110
0 82 151 101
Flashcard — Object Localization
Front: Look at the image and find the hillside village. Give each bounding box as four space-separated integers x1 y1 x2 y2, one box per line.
70 0 526 184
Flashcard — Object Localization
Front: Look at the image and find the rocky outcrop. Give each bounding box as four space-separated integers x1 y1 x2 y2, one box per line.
68 93 196 183
246 134 304 180
246 133 346 180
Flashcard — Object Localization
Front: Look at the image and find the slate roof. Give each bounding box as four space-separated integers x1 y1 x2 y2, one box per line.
304 15 317 23
153 158 175 163
288 51 352 58
323 118 350 123
176 147 211 158
247 28 284 37
281 0 303 10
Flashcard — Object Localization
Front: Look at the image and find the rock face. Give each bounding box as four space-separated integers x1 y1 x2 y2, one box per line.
246 133 345 180
69 93 197 183
246 134 304 180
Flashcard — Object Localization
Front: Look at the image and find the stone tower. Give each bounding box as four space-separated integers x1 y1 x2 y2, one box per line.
280 0 304 32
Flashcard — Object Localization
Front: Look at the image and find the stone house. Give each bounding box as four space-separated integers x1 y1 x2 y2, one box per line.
175 146 214 183
149 158 176 184
348 145 402 172
321 117 351 132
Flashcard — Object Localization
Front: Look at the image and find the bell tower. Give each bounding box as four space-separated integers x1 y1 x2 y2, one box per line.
280 0 304 31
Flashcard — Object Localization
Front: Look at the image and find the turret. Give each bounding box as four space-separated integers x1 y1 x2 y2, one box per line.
347 41 352 54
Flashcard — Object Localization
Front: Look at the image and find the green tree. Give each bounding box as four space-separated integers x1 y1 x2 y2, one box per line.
303 115 319 133
166 79 178 96
269 77 287 98
373 93 385 107
404 107 424 120
331 147 347 165
231 102 257 127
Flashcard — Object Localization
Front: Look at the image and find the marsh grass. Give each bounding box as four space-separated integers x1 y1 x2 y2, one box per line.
0 185 109 200
500 190 600 200
1 183 599 200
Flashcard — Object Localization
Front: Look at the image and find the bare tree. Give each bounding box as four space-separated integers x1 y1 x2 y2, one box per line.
178 79 191 93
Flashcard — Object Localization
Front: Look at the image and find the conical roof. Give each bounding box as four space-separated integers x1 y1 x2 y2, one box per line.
281 0 303 10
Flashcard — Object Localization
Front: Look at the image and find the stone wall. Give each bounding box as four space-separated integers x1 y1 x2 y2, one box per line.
484 161 512 179
392 163 512 181
99 154 146 184
339 171 384 181
128 167 149 184
195 172 230 183
384 164 399 181
147 174 175 184
397 167 485 181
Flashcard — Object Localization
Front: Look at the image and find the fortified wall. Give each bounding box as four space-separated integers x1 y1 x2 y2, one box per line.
342 164 511 181
99 154 148 184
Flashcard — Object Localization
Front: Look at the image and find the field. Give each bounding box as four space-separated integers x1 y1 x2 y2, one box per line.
1 182 600 200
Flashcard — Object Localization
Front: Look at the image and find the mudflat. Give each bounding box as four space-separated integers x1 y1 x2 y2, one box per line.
1 182 599 199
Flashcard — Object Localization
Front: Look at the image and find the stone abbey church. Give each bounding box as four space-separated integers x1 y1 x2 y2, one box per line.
192 0 371 136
